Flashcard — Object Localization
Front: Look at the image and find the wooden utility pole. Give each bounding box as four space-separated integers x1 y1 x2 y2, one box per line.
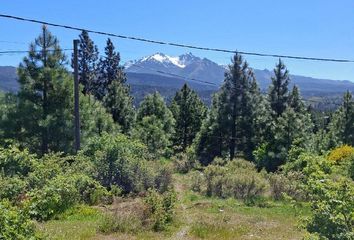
73 39 80 152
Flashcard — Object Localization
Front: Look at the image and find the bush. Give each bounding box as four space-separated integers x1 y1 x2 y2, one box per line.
327 145 354 164
71 174 113 205
190 171 205 192
28 175 79 221
154 165 173 193
196 159 267 200
0 176 27 202
144 188 177 231
305 177 354 240
0 146 35 177
172 149 199 173
269 171 307 200
0 200 40 239
82 133 172 194
282 153 331 181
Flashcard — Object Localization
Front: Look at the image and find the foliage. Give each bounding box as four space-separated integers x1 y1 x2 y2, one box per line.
103 80 134 134
100 38 135 133
268 59 290 117
256 107 314 172
305 178 354 240
195 53 264 163
0 200 40 240
268 171 306 200
0 176 27 202
327 145 354 163
144 188 177 231
0 145 36 177
82 133 171 193
194 159 267 200
74 30 99 96
28 174 79 221
172 148 199 173
134 92 175 157
169 83 206 151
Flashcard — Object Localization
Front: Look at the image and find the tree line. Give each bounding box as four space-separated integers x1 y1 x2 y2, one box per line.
0 25 353 172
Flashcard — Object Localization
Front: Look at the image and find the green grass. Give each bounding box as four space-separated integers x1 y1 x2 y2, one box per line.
38 205 104 240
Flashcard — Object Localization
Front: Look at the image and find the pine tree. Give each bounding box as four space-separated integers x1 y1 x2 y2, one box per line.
97 38 125 100
342 91 354 145
269 59 290 117
103 80 134 134
326 91 354 147
134 92 175 157
169 84 206 151
75 30 99 95
256 106 313 171
288 85 305 113
194 92 228 165
17 25 68 154
195 53 258 163
98 38 135 133
4 26 117 155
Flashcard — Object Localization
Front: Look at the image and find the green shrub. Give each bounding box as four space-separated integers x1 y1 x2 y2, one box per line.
144 188 177 231
28 174 79 221
0 176 27 202
0 146 35 177
154 165 173 193
282 153 331 181
172 149 199 173
0 200 40 239
269 171 307 200
305 177 354 240
82 133 172 194
198 159 267 200
190 171 205 192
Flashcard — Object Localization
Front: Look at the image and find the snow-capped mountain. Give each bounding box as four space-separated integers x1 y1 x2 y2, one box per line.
125 52 354 97
125 52 225 85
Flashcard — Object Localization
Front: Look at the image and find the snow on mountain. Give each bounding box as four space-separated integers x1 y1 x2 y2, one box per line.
125 52 225 85
124 52 354 96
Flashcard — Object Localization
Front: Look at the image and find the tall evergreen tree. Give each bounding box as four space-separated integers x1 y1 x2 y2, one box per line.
97 38 125 100
288 85 305 113
2 26 117 155
99 38 135 133
326 91 354 147
134 92 175 157
342 91 354 145
269 59 290 117
16 25 67 154
169 84 206 151
194 92 228 165
195 53 257 163
103 80 134 134
75 30 99 96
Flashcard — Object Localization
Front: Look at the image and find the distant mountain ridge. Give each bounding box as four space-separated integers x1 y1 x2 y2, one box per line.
125 52 354 97
1 53 354 104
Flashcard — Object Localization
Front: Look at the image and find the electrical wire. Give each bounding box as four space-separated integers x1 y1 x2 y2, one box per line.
1 14 354 63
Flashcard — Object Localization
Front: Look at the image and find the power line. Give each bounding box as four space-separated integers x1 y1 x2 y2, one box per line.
1 14 353 63
0 49 73 55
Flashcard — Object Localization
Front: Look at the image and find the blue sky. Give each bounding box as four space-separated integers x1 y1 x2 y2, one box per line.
1 0 353 81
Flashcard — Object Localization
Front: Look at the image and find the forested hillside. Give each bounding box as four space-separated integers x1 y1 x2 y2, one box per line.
1 26 353 240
